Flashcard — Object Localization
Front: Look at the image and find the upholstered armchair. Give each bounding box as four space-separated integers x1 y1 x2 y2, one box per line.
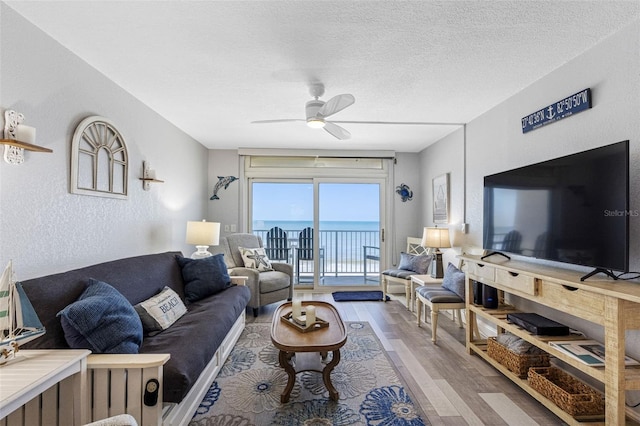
215 233 293 317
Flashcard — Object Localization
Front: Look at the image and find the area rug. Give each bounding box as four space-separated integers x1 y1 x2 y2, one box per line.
331 291 390 302
189 321 428 425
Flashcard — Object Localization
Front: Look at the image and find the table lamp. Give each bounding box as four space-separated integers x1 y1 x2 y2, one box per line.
421 227 451 278
186 220 220 259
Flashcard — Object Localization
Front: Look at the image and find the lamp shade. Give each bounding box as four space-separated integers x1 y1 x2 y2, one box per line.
186 221 220 246
421 227 451 249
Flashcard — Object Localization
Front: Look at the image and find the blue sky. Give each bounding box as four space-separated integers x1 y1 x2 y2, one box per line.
252 183 380 222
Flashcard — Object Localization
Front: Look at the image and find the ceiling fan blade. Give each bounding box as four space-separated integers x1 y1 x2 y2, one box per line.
323 121 351 140
251 119 305 124
318 94 355 118
329 120 466 126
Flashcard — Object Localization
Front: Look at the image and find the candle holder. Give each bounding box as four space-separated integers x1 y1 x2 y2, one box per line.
1 110 52 165
139 161 164 190
280 310 329 333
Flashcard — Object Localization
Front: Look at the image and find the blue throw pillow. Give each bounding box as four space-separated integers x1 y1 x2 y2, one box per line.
398 252 432 274
176 254 231 303
441 262 466 299
57 279 143 354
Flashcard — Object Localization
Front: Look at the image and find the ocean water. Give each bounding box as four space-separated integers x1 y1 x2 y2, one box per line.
253 220 379 232
253 220 380 262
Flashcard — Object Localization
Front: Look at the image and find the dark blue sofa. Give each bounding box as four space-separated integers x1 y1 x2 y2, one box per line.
20 251 250 425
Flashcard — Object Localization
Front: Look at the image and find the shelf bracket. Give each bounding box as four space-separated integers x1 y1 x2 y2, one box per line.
139 161 164 190
3 110 25 165
2 110 52 164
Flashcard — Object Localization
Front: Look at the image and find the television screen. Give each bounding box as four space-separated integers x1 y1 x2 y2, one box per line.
483 140 629 275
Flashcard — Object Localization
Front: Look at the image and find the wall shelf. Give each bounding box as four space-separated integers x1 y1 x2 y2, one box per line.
140 161 163 190
0 139 52 153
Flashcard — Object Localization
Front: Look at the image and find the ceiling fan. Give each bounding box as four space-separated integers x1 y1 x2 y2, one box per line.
251 83 356 140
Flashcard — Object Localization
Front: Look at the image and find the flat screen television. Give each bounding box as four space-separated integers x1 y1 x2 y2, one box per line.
483 140 629 280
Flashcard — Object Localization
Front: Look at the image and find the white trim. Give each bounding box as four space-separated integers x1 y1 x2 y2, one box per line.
162 312 246 426
237 148 395 158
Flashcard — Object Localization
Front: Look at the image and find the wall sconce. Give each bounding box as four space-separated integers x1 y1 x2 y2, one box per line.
186 220 221 259
139 161 164 190
2 110 52 165
421 226 451 278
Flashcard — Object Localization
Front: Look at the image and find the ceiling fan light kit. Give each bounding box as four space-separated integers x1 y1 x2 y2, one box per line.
252 82 355 140
307 119 325 129
305 99 326 128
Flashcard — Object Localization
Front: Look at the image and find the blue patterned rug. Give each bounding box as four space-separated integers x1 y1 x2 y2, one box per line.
189 321 428 425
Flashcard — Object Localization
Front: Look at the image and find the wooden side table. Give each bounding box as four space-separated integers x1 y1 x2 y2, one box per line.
0 349 90 425
409 275 443 312
271 301 347 403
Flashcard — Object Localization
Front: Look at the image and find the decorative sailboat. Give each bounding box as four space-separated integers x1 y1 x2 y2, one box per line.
0 261 45 363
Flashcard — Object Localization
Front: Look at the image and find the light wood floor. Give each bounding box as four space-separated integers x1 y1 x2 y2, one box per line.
247 291 564 426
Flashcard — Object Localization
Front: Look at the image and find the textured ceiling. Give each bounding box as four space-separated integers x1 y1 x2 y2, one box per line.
5 1 640 152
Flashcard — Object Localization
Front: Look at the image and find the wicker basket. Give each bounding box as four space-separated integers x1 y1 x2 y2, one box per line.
528 367 605 417
487 337 550 378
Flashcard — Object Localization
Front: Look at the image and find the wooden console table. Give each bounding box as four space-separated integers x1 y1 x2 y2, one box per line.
0 349 90 425
461 254 640 425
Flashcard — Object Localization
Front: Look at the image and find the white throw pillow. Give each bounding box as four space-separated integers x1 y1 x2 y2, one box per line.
134 287 187 336
238 247 273 272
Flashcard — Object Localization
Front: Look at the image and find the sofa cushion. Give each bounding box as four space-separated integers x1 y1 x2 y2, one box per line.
441 262 465 299
256 270 291 294
238 246 273 271
176 254 231 302
21 252 185 350
140 284 251 403
398 252 432 274
224 233 263 268
57 279 143 354
135 287 187 336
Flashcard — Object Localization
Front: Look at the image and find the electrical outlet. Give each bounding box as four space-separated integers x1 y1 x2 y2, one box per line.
230 224 237 232
460 223 468 234
224 225 230 232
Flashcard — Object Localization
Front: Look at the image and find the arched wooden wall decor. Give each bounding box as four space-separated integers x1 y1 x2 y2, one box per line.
70 116 128 199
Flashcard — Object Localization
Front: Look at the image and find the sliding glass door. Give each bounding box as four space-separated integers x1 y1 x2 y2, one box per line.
251 181 316 287
318 181 382 287
250 179 384 289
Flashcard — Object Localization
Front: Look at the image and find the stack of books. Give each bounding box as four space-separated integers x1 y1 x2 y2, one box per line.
550 340 639 367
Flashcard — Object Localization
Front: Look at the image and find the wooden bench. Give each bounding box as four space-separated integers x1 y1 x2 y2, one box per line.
416 285 464 343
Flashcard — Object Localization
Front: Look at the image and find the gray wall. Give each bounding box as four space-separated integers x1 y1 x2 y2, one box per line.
390 152 422 265
207 150 423 267
420 20 640 359
464 20 639 267
419 126 466 267
0 5 209 278
207 149 241 237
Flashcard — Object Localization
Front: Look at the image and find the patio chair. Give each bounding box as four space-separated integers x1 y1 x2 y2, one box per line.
501 230 522 254
265 226 290 262
363 245 380 282
296 227 324 283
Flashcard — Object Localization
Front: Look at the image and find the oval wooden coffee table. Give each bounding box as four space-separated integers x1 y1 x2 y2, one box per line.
271 301 347 403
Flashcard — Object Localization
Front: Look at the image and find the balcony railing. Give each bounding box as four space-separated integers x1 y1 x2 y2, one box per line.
253 228 380 278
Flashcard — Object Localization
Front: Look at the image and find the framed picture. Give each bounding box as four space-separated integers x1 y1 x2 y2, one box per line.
432 173 449 224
